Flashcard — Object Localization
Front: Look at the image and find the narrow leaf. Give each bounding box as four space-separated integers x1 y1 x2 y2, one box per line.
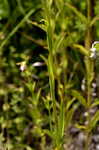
53 33 65 54
65 3 87 23
90 15 99 27
91 98 99 108
58 103 65 138
73 44 89 56
0 8 38 50
88 111 99 132
75 124 86 130
28 20 47 32
66 98 76 110
65 106 77 129
71 90 87 107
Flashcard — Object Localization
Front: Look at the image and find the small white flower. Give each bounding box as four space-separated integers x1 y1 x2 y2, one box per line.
82 78 85 84
17 61 26 72
96 144 99 150
92 82 97 88
92 92 97 97
32 62 44 67
84 112 88 117
81 84 86 91
92 41 99 48
90 52 96 58
90 41 99 58
20 65 26 72
90 47 96 52
81 78 86 91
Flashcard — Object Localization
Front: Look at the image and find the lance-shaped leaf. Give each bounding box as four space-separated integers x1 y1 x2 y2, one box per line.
65 104 78 129
71 90 87 107
90 15 99 27
75 124 87 130
52 33 65 54
87 111 99 132
0 8 39 50
73 44 89 56
57 103 65 138
90 98 99 108
28 20 47 32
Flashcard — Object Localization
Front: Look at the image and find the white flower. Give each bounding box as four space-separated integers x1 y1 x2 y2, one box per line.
84 112 88 117
82 78 85 84
90 47 96 52
20 64 26 72
92 83 97 88
92 92 97 97
90 41 99 58
17 61 26 72
81 84 86 91
32 62 44 67
90 52 96 58
81 78 86 91
92 41 99 48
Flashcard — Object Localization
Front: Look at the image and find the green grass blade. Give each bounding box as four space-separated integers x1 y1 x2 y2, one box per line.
0 8 38 50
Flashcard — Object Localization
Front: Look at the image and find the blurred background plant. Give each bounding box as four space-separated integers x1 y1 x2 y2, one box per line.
0 0 99 150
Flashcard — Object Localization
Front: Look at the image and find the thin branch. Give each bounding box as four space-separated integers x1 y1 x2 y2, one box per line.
65 2 87 23
90 15 99 27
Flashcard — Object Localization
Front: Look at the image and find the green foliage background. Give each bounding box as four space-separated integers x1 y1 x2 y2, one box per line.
0 0 99 150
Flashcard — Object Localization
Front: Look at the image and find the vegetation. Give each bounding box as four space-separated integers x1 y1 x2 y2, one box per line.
0 0 99 150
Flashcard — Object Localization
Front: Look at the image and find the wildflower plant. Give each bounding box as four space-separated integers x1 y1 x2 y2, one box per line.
1 0 99 150
72 41 99 150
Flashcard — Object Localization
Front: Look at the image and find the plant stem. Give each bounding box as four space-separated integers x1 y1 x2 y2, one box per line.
44 0 57 134
84 0 95 150
85 0 95 49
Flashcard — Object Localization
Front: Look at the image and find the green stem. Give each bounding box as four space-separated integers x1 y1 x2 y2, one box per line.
48 53 57 129
85 0 94 49
84 0 95 150
44 0 57 133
